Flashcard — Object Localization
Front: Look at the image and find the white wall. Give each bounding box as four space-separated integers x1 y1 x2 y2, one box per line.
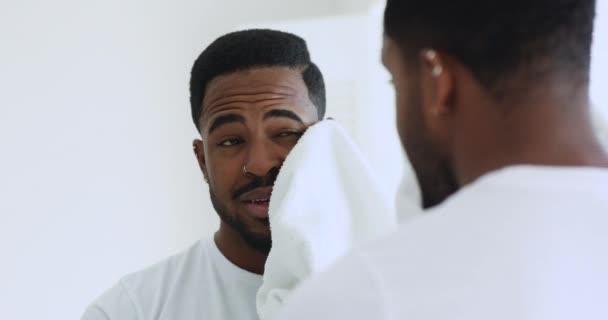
1 1 607 319
0 1 346 319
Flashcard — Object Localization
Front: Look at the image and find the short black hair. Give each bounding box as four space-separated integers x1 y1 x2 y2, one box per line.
384 0 596 97
189 29 326 132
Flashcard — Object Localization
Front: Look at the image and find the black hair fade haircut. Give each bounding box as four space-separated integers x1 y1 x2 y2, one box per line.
384 0 596 99
189 29 326 132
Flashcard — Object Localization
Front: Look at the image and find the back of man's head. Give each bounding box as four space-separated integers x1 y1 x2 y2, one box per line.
382 0 607 209
384 0 596 100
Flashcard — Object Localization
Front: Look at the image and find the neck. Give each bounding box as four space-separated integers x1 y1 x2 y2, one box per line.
214 222 267 275
455 98 608 185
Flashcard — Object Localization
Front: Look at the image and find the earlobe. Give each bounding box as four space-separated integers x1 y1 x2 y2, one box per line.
193 139 209 183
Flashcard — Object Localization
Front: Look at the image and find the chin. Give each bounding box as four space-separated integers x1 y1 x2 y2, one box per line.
241 228 272 254
246 222 271 237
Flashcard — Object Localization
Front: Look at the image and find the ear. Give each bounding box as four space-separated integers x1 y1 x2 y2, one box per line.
193 139 209 183
420 49 454 118
418 49 457 153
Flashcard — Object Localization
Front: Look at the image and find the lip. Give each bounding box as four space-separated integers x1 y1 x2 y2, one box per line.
239 187 273 219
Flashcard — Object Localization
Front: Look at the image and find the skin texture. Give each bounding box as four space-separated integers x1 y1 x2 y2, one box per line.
382 36 608 209
193 67 319 275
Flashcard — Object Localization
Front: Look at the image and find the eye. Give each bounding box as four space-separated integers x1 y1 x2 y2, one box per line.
276 130 303 138
217 138 243 147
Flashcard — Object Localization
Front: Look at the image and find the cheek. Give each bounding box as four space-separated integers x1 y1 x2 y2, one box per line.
206 152 241 196
395 85 416 146
397 86 435 171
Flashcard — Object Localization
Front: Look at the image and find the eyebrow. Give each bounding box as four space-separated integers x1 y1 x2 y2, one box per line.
207 114 245 135
263 109 304 123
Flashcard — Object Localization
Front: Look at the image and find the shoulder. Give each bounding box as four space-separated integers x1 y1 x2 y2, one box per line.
82 239 210 320
275 204 486 320
276 248 391 320
81 279 138 320
119 239 209 294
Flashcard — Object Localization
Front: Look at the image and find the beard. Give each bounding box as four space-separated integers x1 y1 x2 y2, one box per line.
210 188 272 254
399 78 460 209
208 168 280 255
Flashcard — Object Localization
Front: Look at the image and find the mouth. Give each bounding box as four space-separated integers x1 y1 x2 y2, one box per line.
239 187 272 219
242 199 270 219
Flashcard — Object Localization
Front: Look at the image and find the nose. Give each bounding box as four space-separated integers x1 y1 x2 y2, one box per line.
243 138 285 177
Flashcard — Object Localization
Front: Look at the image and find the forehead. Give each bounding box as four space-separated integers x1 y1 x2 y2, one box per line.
202 67 311 115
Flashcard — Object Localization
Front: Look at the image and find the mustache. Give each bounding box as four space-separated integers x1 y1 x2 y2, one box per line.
232 167 280 200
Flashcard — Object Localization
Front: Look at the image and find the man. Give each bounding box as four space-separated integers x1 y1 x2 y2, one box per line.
278 1 608 319
82 29 325 320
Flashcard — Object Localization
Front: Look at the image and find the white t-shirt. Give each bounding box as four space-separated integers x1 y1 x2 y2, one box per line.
82 239 262 320
278 166 608 320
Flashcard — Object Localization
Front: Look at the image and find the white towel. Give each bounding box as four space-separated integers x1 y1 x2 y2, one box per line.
256 120 397 320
